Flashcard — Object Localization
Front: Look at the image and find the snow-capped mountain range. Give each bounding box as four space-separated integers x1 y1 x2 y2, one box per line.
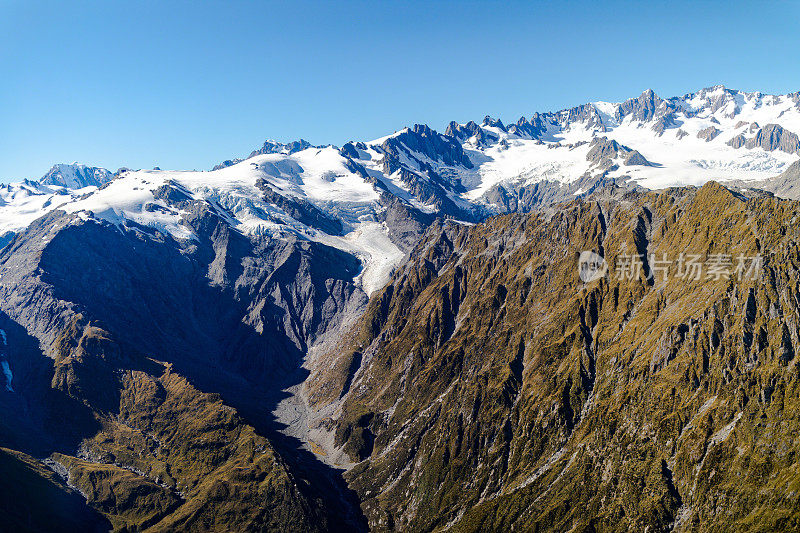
3 85 800 294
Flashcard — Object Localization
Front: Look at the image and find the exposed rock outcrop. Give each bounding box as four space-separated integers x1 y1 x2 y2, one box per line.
745 124 800 154
697 125 721 142
586 136 654 169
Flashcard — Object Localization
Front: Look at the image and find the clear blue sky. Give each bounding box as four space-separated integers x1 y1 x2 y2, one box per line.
2 0 799 181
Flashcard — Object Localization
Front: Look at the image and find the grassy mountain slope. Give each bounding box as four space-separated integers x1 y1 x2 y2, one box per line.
308 182 800 531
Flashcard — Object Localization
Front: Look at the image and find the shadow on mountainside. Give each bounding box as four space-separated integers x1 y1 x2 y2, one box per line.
3 213 369 531
0 313 102 457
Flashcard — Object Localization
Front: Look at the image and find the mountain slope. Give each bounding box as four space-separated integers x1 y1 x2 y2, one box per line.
0 194 369 530
306 183 800 531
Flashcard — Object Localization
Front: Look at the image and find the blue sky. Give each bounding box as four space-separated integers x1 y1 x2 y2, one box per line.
1 0 799 181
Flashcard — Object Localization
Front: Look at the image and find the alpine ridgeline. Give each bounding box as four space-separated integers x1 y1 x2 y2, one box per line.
1 87 800 531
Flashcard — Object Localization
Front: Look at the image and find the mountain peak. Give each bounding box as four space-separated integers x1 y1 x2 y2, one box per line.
704 83 731 92
250 139 314 157
39 163 113 189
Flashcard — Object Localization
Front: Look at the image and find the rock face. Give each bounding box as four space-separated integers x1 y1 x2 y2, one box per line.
374 124 480 222
745 124 800 154
727 133 747 148
617 88 663 121
307 182 800 532
696 126 721 142
250 139 316 158
759 159 800 199
586 136 654 169
383 125 473 170
257 179 346 236
728 124 800 154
